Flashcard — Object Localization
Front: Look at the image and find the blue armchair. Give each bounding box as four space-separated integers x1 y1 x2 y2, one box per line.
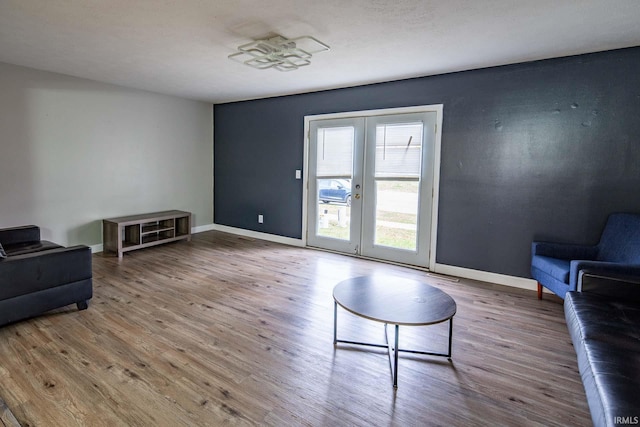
531 213 640 299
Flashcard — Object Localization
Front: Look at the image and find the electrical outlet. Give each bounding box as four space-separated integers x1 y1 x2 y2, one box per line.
295 169 302 179
258 214 264 223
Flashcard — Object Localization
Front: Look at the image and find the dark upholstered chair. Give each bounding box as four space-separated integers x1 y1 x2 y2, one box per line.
531 213 640 299
0 225 92 326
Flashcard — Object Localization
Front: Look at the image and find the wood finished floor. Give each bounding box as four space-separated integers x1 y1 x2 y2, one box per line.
0 231 591 426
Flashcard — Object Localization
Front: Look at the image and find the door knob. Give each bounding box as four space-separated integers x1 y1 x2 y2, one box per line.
355 194 361 199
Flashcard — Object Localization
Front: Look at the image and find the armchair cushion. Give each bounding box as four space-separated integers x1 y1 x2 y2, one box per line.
531 256 571 283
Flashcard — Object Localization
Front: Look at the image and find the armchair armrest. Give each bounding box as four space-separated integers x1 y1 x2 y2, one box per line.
532 241 598 260
0 225 41 246
0 245 92 300
577 271 640 302
570 260 640 287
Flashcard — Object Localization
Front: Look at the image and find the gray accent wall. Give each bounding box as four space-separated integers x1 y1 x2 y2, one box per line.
0 62 213 247
214 47 640 279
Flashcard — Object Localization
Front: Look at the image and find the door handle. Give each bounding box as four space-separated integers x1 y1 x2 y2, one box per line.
355 194 361 199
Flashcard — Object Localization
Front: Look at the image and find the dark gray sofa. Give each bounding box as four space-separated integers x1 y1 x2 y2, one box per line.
564 272 640 427
0 225 92 327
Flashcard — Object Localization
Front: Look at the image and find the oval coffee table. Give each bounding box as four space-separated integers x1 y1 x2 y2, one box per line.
333 275 457 388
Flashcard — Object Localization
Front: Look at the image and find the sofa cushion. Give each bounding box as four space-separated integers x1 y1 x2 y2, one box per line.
565 292 640 427
0 225 40 246
2 240 63 257
531 256 570 283
0 242 6 259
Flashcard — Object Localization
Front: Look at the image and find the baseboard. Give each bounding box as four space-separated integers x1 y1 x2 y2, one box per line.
90 243 103 254
211 224 305 247
433 263 538 291
192 223 216 234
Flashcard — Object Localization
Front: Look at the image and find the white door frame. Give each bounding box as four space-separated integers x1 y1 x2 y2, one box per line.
302 104 443 270
307 117 365 254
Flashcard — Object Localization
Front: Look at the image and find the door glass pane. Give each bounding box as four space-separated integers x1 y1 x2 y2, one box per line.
315 127 353 241
373 123 422 250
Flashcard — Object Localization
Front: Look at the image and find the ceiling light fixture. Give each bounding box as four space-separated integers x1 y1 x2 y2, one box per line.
228 34 330 72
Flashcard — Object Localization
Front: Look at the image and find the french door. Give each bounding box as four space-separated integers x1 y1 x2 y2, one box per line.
307 109 438 267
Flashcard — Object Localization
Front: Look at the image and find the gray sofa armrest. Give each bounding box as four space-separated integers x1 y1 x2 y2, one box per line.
0 245 92 300
0 225 41 246
577 271 640 302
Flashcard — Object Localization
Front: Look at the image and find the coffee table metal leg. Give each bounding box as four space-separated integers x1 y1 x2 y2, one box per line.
384 324 400 388
335 303 453 388
333 301 337 344
394 325 399 388
448 318 453 358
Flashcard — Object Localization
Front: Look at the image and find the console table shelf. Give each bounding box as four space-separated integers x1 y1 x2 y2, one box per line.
103 210 191 258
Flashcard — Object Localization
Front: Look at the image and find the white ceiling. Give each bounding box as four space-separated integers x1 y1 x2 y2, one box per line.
1 1 639 104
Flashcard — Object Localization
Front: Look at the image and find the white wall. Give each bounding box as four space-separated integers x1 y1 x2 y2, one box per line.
0 62 213 247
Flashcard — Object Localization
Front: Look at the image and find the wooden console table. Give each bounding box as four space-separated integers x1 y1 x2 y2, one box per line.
103 210 191 258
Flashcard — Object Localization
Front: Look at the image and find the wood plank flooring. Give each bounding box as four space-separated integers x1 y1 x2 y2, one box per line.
0 396 20 427
0 231 591 426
